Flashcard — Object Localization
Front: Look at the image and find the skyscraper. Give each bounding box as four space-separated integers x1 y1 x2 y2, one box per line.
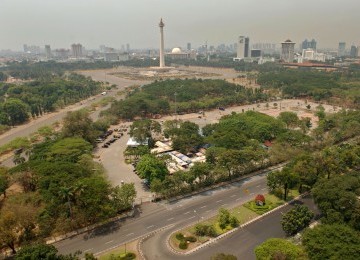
301 39 317 50
350 45 358 58
71 43 83 58
45 45 51 59
338 42 346 57
187 42 191 51
159 18 165 68
236 36 250 59
281 39 296 63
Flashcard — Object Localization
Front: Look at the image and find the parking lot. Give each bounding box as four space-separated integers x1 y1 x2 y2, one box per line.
94 123 154 204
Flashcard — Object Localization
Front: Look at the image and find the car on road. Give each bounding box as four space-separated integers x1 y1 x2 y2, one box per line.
219 107 225 111
102 144 109 148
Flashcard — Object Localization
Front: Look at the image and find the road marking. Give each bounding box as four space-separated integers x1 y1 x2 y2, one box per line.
221 204 228 207
167 217 174 221
126 233 134 236
250 192 255 195
188 216 196 220
230 194 237 198
200 205 207 209
216 199 223 203
84 248 93 252
146 225 155 229
105 240 113 244
256 185 261 188
205 210 211 213
261 188 267 191
184 211 191 215
236 198 241 201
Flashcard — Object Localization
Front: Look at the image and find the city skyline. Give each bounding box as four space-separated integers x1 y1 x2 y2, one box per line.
0 0 359 50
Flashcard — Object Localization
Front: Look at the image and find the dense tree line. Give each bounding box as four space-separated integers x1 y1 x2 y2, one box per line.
0 73 101 126
258 69 360 108
0 112 135 254
103 78 269 120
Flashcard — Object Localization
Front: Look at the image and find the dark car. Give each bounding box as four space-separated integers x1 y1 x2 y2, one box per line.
102 144 109 148
219 107 225 111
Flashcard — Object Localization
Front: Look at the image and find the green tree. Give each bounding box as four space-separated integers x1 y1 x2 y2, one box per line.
281 205 314 236
267 167 299 200
302 224 360 260
255 238 307 260
278 111 299 129
218 208 231 230
15 243 58 260
136 154 169 184
3 98 30 125
111 183 136 212
129 119 161 145
0 211 18 253
62 110 99 145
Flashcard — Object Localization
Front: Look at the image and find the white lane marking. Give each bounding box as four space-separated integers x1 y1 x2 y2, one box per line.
216 200 223 203
105 240 113 244
250 192 255 195
230 194 237 198
256 185 261 188
188 216 196 220
146 225 155 229
221 204 228 207
126 233 134 236
236 198 241 201
261 188 267 191
205 210 211 213
200 205 207 209
167 217 175 221
184 211 191 215
84 248 93 252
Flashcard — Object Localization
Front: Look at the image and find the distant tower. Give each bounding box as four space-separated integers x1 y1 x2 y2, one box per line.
237 36 249 59
187 42 191 51
71 43 83 58
281 39 296 63
159 18 165 68
338 42 346 57
45 45 51 59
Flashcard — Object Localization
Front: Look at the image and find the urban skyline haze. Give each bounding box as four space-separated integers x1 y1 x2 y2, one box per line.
1 0 359 50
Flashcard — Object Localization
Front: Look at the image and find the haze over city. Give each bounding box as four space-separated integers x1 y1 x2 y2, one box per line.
1 0 360 50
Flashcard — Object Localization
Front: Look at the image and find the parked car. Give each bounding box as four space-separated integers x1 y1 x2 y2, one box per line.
219 107 225 111
102 144 109 148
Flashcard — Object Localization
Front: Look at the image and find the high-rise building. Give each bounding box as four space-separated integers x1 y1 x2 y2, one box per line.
301 39 317 51
281 39 296 63
338 42 346 57
187 42 191 51
350 45 358 58
126 43 130 52
236 36 250 59
45 45 51 59
71 43 83 58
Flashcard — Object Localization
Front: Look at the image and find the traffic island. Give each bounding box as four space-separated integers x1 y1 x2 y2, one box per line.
168 190 301 254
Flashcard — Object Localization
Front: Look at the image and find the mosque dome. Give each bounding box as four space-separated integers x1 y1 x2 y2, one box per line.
171 47 182 54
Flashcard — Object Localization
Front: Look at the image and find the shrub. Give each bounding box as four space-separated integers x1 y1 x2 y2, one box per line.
195 223 217 237
179 240 188 250
186 236 197 243
175 232 184 241
229 216 239 228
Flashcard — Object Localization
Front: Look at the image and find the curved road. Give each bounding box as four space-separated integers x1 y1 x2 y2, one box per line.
55 171 286 256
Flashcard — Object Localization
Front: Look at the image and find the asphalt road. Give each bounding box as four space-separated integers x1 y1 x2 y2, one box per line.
141 194 319 260
55 172 278 256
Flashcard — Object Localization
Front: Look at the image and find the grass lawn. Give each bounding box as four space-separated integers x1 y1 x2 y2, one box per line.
98 243 137 260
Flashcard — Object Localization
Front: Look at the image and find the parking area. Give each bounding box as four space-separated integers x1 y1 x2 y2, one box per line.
94 123 154 203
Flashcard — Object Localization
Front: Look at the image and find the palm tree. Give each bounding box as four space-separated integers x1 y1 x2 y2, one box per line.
58 186 75 219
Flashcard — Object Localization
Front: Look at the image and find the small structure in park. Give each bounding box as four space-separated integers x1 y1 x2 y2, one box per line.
255 194 266 206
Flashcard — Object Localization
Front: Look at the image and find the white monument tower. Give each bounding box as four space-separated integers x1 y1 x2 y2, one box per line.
159 18 165 68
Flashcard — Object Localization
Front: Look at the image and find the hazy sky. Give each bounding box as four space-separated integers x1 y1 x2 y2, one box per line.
1 0 359 50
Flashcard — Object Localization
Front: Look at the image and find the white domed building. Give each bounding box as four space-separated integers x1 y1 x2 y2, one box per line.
166 47 192 60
